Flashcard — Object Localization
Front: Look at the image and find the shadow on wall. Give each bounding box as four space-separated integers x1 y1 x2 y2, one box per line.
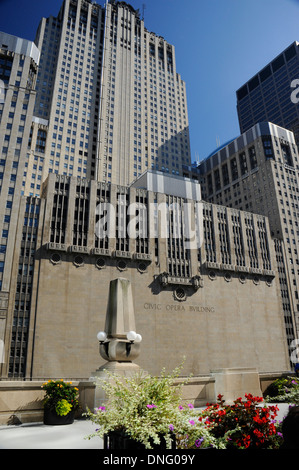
129 126 191 182
6 398 44 425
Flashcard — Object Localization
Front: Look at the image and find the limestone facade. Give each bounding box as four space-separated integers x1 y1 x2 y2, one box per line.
1 172 290 379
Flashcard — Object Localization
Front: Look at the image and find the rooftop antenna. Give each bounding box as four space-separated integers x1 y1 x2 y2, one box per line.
216 136 220 148
142 3 146 20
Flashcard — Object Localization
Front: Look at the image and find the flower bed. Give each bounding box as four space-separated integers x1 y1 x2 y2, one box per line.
198 394 282 449
85 363 227 449
85 362 288 449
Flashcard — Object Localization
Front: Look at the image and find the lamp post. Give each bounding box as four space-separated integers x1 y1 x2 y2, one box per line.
90 278 143 408
91 277 142 371
96 329 142 361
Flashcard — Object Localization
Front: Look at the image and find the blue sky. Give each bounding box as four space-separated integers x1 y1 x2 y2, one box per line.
1 0 299 164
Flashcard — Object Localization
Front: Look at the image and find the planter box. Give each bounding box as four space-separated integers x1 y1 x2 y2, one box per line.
104 430 176 450
43 407 75 425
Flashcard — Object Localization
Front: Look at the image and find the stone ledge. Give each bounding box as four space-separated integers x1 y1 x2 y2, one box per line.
0 370 291 424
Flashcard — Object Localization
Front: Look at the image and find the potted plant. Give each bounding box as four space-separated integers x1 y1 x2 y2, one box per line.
41 379 79 425
85 362 227 449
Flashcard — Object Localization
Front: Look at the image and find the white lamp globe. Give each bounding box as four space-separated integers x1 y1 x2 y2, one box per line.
127 330 137 341
97 331 107 342
135 334 142 343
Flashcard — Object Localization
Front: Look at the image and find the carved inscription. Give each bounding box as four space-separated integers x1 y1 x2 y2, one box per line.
143 303 215 313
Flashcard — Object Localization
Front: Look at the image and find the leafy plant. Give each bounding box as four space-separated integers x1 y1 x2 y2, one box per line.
198 394 283 449
173 403 227 449
264 376 294 399
85 362 226 449
42 379 79 416
265 377 299 405
55 399 72 416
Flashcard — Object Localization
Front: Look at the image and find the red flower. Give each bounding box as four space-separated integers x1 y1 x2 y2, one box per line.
243 435 251 449
199 393 281 449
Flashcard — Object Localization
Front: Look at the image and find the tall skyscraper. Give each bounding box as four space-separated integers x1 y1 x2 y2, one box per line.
0 32 39 337
30 0 191 188
236 41 299 147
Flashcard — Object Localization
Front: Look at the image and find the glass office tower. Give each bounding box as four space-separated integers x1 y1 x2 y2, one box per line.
236 41 299 148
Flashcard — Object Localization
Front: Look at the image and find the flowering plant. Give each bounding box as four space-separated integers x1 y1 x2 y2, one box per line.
265 376 299 405
41 379 79 416
173 403 227 449
198 393 283 449
85 362 226 449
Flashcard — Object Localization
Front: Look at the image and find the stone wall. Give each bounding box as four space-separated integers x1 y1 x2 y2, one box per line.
0 371 286 425
27 251 290 379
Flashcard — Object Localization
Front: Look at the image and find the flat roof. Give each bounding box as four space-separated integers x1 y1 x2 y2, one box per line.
199 122 296 173
0 31 40 65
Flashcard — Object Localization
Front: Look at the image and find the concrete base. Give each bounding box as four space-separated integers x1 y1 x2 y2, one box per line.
210 367 262 404
90 361 143 409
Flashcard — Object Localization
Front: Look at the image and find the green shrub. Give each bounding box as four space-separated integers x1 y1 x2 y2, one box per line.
42 379 79 415
265 377 299 405
55 399 72 416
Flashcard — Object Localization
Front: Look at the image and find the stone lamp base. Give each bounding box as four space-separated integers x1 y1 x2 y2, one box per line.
90 361 142 409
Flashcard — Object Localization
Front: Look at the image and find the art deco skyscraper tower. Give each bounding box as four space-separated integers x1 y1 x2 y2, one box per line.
31 0 191 187
0 32 39 326
96 1 191 184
